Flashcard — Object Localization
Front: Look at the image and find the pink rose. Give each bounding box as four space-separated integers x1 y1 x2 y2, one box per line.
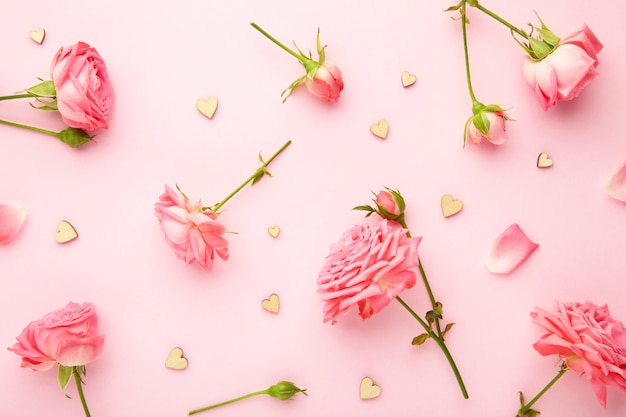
0 203 27 243
317 218 421 324
375 191 400 217
466 109 507 145
51 42 114 131
154 185 229 271
522 25 603 111
8 302 104 370
531 301 626 407
304 61 344 102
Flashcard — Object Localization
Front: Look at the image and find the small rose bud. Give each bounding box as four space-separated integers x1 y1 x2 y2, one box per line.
464 103 509 146
57 127 93 148
374 188 406 220
267 381 307 400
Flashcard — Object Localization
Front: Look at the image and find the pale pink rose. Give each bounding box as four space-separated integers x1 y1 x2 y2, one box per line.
466 110 507 145
317 218 421 324
8 302 104 370
485 223 538 274
0 204 27 243
522 25 603 111
154 185 229 271
532 301 626 407
51 42 113 131
375 190 400 218
607 162 626 203
304 61 344 102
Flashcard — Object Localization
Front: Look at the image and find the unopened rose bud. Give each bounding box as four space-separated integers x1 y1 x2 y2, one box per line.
464 104 508 146
375 189 406 220
267 381 307 400
57 127 94 148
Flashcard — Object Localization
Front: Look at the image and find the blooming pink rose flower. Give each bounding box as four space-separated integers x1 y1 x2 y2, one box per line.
51 42 114 131
485 223 538 274
154 185 229 271
522 25 603 111
317 218 421 324
8 302 105 370
531 301 626 407
607 161 626 203
466 110 507 145
304 61 344 102
0 203 27 243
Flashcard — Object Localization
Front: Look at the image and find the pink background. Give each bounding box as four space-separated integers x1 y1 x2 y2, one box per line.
1 1 625 416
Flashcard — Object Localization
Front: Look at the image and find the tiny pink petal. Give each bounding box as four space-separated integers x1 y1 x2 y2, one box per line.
0 204 27 243
607 162 626 203
485 223 538 274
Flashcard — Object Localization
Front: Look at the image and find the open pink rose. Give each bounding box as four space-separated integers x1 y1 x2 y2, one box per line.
154 185 229 271
51 42 113 131
317 218 421 324
466 110 507 145
531 301 626 407
522 25 603 111
0 203 27 243
8 302 104 370
485 223 538 274
304 61 344 102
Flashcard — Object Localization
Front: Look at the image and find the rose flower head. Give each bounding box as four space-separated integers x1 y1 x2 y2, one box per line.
531 301 626 407
154 184 229 271
317 218 421 324
464 103 509 146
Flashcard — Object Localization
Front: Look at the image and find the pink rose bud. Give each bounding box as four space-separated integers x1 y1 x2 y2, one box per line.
465 106 508 146
521 24 603 110
304 61 344 102
374 189 406 220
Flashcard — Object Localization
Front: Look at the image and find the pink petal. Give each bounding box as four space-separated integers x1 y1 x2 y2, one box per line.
485 223 539 274
0 204 27 243
607 162 626 202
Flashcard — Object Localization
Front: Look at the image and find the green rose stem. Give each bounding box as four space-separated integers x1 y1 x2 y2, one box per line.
188 390 268 415
208 140 292 213
0 93 35 101
250 23 316 71
460 1 479 108
0 119 92 147
395 296 469 399
517 363 568 417
467 1 528 38
73 367 92 417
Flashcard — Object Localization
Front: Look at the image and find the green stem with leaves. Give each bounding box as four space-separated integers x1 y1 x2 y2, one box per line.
517 363 568 416
396 296 468 399
209 140 292 212
189 390 267 415
73 367 92 417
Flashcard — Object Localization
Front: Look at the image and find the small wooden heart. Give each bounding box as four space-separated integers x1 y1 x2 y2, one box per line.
261 293 280 313
537 152 553 168
401 71 417 87
267 225 280 238
441 194 463 218
196 96 218 119
370 119 389 139
55 220 78 243
165 347 188 370
29 28 45 44
359 377 381 400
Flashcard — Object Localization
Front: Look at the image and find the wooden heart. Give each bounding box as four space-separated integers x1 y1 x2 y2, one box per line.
441 194 463 218
55 220 78 243
165 347 188 370
29 28 45 44
267 225 280 238
370 119 389 139
359 377 381 399
537 152 553 168
401 71 417 87
261 293 280 313
196 96 218 119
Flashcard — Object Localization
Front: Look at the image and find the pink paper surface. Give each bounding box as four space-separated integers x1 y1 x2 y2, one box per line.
1 1 625 416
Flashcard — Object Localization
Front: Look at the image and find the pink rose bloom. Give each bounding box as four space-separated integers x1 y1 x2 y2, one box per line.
51 42 114 131
154 185 229 271
317 218 421 324
375 191 401 217
304 61 344 102
0 203 27 243
466 110 507 145
532 301 626 407
522 25 603 111
8 302 105 370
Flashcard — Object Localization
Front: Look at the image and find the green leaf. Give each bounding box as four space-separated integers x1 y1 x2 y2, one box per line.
58 365 72 392
529 37 552 60
443 322 455 336
411 333 430 345
26 80 56 98
352 205 375 212
425 309 443 325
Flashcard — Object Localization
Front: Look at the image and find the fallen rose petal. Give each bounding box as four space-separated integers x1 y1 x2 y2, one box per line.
485 223 538 274
607 162 626 203
0 204 27 243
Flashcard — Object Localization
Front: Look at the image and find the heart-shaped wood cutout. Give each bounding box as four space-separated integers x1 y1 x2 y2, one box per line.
29 28 45 44
196 96 218 119
401 71 417 87
267 225 280 238
261 293 280 313
441 194 463 218
370 119 389 139
55 220 78 243
537 152 553 168
165 347 188 370
359 377 381 399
